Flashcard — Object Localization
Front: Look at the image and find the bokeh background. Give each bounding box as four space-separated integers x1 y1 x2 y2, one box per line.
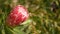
0 0 60 34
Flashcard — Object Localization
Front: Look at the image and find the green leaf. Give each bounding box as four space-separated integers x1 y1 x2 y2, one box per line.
13 28 25 34
0 19 2 34
4 26 13 34
21 19 32 25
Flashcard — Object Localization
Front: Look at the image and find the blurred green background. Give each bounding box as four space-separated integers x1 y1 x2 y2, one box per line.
0 0 60 34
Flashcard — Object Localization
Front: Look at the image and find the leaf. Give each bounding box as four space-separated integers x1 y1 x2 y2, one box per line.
4 26 13 34
0 19 2 34
13 28 25 34
21 19 32 25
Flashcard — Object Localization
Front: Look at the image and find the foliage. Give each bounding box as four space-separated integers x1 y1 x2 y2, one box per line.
0 0 60 34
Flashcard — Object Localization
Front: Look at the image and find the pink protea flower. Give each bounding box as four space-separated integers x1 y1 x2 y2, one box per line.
6 5 29 27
